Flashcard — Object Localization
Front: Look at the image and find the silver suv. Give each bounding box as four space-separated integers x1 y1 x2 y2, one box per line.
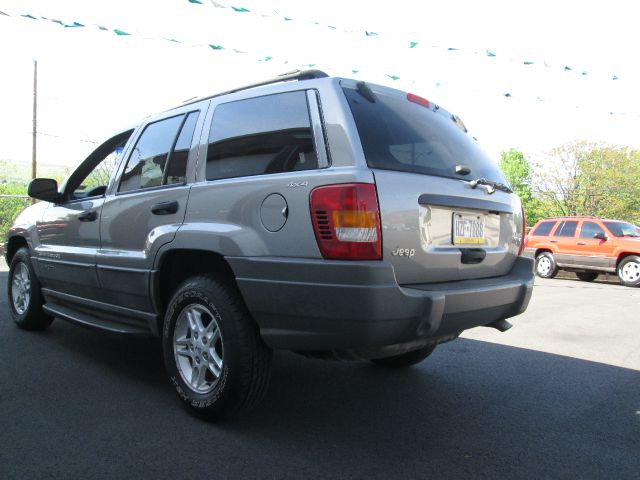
6 70 533 420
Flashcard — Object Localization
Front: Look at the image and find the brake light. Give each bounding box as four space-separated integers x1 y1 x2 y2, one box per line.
407 93 430 108
310 183 382 260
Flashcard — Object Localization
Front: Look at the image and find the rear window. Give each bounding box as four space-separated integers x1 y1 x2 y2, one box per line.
554 220 578 237
342 86 506 182
531 220 556 236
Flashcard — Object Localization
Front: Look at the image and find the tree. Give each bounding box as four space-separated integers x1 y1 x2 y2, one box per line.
533 142 640 224
499 149 544 225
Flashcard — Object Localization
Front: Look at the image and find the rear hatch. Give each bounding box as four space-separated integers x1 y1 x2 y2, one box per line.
342 82 523 284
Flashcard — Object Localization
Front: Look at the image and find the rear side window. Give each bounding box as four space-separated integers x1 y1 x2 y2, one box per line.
531 221 556 236
554 220 578 237
342 86 507 183
119 112 199 192
206 91 317 181
580 221 605 239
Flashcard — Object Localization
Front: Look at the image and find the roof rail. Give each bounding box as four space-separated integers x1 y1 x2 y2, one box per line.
179 69 329 108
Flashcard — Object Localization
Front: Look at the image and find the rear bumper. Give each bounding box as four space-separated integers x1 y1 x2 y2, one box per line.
227 256 535 350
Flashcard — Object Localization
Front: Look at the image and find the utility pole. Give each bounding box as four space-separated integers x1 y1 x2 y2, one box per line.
31 59 37 181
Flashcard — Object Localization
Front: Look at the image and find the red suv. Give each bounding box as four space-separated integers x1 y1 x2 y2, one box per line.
524 216 640 287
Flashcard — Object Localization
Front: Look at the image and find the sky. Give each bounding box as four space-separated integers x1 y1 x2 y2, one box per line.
1 0 639 173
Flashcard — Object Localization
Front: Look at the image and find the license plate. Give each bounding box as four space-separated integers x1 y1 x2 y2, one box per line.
453 213 485 245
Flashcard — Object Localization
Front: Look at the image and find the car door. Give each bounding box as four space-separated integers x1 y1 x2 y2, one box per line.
34 130 132 301
96 106 206 314
573 220 616 269
551 220 579 266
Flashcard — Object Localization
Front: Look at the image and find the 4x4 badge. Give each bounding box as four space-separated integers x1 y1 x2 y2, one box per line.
287 181 309 188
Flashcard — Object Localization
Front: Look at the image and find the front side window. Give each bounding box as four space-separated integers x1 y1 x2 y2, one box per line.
206 91 317 181
554 220 578 237
579 221 605 239
119 112 198 193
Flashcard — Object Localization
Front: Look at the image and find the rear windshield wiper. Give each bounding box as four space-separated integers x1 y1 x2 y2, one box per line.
469 178 513 194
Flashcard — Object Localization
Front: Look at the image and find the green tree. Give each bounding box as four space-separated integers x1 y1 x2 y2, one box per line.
533 141 640 224
499 148 544 225
0 183 29 243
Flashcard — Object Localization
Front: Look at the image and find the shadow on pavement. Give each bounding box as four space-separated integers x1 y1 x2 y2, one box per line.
1 269 639 479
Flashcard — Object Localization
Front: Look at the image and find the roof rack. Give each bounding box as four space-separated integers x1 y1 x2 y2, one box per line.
179 69 329 108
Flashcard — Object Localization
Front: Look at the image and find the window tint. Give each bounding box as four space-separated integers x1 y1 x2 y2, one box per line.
579 221 605 239
165 112 198 186
342 87 507 183
531 220 556 236
604 221 640 237
119 112 198 192
554 220 578 237
206 91 317 181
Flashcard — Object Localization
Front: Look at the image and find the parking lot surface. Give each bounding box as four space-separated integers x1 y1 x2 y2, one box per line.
1 260 639 479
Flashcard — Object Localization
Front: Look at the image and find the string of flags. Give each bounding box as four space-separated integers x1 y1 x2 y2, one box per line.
1 3 635 117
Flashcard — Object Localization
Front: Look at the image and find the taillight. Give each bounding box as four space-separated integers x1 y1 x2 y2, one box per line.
310 183 382 260
518 204 526 256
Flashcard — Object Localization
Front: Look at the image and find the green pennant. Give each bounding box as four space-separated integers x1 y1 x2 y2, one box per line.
523 61 534 65
387 75 400 81
209 44 225 50
352 70 359 74
263 56 273 61
114 29 130 36
409 41 418 48
447 47 459 51
65 21 84 28
504 93 512 98
188 0 204 3
21 14 37 20
301 64 316 67
486 49 496 57
564 66 572 71
581 71 588 76
612 75 619 80
284 17 292 21
365 31 379 36
232 6 250 12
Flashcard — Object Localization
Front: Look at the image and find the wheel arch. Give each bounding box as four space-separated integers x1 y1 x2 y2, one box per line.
616 252 640 268
5 236 29 265
152 248 239 332
534 248 553 258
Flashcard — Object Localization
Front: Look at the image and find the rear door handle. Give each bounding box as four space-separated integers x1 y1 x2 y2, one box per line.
78 210 97 222
151 200 179 215
576 242 586 245
549 240 557 243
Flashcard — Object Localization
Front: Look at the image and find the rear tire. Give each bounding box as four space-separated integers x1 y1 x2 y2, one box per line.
535 252 558 279
162 274 272 420
8 247 53 331
371 344 437 368
576 271 598 282
617 256 640 287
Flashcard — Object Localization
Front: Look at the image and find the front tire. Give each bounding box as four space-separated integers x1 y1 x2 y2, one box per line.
371 344 437 368
535 252 558 279
576 271 598 282
8 247 53 331
162 274 272 420
617 256 640 287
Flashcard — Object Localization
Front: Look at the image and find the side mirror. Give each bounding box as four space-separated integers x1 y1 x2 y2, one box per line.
593 232 608 241
28 178 60 203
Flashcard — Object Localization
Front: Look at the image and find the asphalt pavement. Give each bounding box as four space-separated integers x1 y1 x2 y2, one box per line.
1 260 638 479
